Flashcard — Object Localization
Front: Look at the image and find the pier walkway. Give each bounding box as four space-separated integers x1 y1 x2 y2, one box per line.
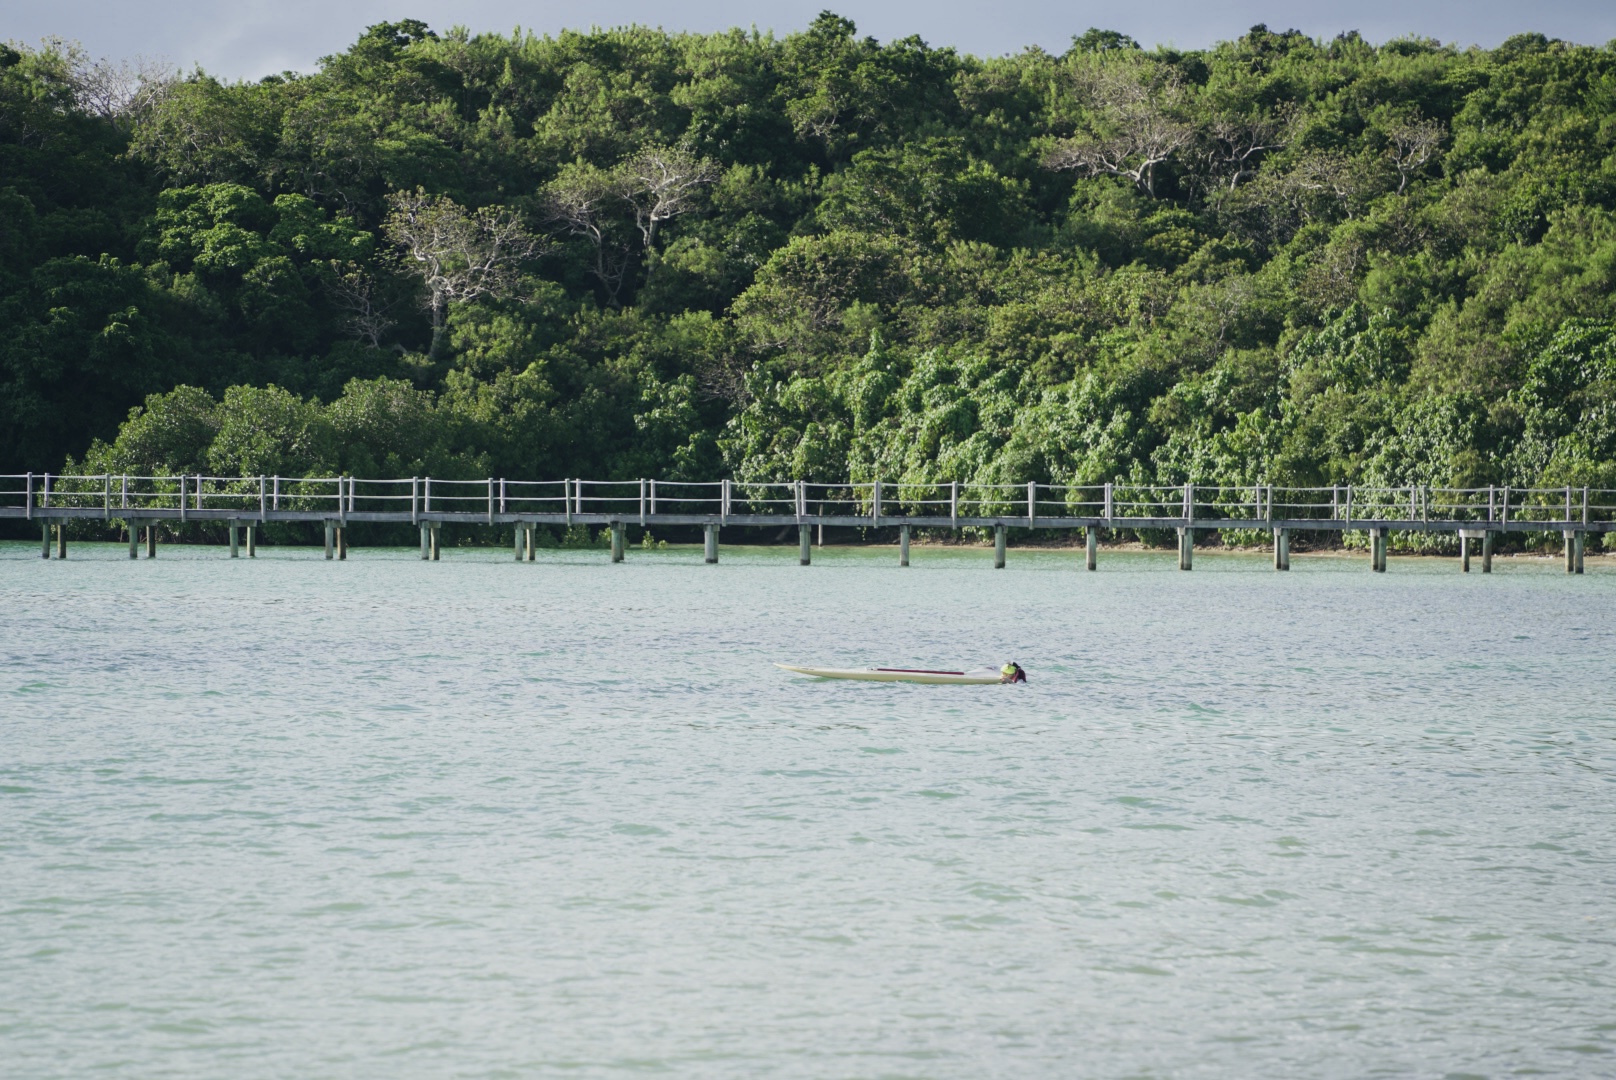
5 473 1610 572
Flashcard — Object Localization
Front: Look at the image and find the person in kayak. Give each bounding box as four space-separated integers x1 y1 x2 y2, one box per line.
1000 662 1026 683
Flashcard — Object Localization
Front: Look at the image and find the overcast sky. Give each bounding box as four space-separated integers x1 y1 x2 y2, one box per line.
9 0 1616 79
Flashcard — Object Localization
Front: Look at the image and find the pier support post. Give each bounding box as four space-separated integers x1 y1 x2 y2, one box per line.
1274 528 1289 571
56 523 66 560
704 523 718 564
1178 527 1193 571
247 525 256 557
1565 530 1583 574
41 520 49 559
799 524 811 566
229 521 239 558
526 524 536 561
420 523 430 560
337 528 347 560
1459 529 1492 572
128 523 139 559
1371 527 1388 573
515 524 524 561
611 522 625 563
1086 526 1098 571
899 524 910 567
324 521 334 560
430 522 440 561
146 525 156 558
994 524 1006 569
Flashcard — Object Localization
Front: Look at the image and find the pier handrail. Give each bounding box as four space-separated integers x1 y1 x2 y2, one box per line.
5 473 1614 531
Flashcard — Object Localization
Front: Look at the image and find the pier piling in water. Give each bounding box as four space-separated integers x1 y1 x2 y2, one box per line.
420 523 430 560
56 524 66 559
128 524 138 559
1481 531 1492 573
1460 534 1470 572
1086 526 1097 571
337 528 347 560
704 523 718 563
1565 530 1584 574
146 525 156 558
799 524 811 565
994 524 1006 568
324 522 334 560
1370 527 1388 572
1178 528 1193 571
611 522 625 563
1273 528 1290 571
430 522 440 561
40 520 49 559
514 525 524 561
229 521 239 558
899 524 910 567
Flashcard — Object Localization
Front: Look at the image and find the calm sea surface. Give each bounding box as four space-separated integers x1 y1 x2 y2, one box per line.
2 541 1614 1078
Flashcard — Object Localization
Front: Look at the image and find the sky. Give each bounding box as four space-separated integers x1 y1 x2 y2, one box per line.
8 0 1616 79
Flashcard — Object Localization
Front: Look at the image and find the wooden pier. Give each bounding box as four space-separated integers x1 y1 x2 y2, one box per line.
4 473 1608 573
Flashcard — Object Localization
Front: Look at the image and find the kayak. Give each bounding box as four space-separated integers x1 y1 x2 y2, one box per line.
774 663 1004 685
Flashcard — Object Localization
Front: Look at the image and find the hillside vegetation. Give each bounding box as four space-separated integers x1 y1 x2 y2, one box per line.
5 16 1616 509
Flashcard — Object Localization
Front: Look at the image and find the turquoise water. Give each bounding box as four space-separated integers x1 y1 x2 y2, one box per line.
2 541 1614 1078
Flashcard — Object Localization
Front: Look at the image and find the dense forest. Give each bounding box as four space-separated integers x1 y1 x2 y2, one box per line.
4 16 1616 537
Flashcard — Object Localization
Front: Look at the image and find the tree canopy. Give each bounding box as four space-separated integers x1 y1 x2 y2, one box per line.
5 17 1616 507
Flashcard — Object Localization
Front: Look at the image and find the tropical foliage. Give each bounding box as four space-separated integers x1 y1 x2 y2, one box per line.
5 17 1616 519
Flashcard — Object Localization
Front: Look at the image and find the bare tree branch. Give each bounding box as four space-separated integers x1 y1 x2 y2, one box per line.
1043 62 1193 197
53 40 177 129
1199 106 1295 194
1384 111 1445 195
541 148 718 302
17 38 178 131
325 262 401 348
541 164 634 306
616 145 720 251
1279 151 1379 220
382 189 543 357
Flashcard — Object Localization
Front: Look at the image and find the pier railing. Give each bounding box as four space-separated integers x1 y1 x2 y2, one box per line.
12 473 1610 573
2 474 1611 531
0 472 1609 527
